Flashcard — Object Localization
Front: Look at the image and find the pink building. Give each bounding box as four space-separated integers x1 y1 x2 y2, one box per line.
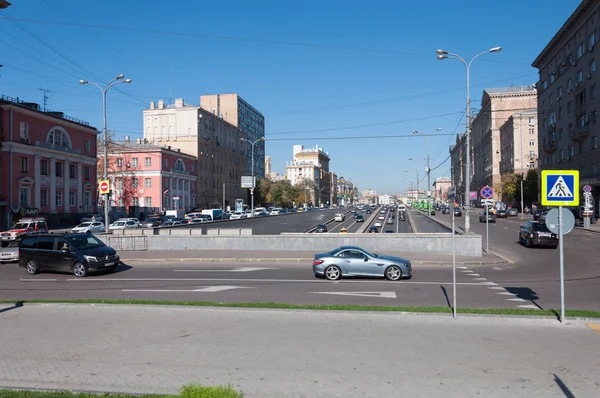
105 142 198 213
0 96 98 230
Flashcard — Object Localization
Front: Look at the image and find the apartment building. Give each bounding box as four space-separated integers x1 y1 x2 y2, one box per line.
532 0 600 212
200 94 266 179
143 98 247 209
432 177 452 201
449 134 467 204
285 145 333 207
0 95 98 229
470 86 537 200
337 176 357 206
499 111 539 175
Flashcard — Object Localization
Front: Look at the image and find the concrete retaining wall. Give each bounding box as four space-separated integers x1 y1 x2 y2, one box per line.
99 233 482 256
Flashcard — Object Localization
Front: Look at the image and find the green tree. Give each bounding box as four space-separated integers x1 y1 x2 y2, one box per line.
255 177 273 206
501 173 520 202
523 169 539 205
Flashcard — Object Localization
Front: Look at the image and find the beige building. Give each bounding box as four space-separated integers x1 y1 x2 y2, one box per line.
432 177 452 201
265 156 272 175
470 86 537 200
449 134 467 204
142 98 247 209
337 176 357 205
285 145 333 207
532 0 600 211
499 110 539 176
200 94 266 179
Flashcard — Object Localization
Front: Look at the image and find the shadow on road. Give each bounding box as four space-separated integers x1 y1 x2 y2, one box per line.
440 285 453 310
505 287 544 310
0 301 23 314
553 374 575 398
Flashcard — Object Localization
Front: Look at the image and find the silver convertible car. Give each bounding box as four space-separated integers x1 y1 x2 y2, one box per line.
313 246 412 281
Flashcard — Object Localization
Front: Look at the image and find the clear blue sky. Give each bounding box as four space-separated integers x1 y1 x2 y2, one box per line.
0 0 581 194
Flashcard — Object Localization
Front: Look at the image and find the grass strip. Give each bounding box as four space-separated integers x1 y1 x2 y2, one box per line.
0 383 242 398
1 299 599 318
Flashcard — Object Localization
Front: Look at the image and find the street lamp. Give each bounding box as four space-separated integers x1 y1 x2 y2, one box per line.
413 128 442 216
436 47 501 233
240 136 265 217
79 74 132 232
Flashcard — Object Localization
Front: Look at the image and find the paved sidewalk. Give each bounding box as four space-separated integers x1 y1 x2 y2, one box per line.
0 304 599 397
118 249 507 266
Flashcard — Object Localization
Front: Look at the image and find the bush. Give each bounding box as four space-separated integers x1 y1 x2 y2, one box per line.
178 384 243 398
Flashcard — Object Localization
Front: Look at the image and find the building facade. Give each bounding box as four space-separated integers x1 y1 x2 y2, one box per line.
378 194 395 205
143 98 247 209
200 94 266 179
470 86 537 200
532 0 600 214
265 156 272 175
0 95 98 229
499 111 539 176
449 134 467 204
285 144 333 207
432 177 452 201
337 176 357 205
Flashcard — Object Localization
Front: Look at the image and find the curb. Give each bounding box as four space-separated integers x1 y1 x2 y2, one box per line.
575 226 600 234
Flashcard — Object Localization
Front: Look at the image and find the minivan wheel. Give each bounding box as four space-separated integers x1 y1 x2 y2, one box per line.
26 260 39 275
72 262 88 277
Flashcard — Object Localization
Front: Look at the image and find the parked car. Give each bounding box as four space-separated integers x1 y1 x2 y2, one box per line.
442 207 450 214
19 233 119 277
80 214 104 223
385 230 394 233
71 222 105 234
496 209 508 218
312 246 412 281
479 211 496 223
141 216 164 228
453 208 462 217
230 211 247 220
117 218 140 228
519 221 558 249
160 220 182 227
0 240 20 263
0 217 48 242
189 218 209 224
533 208 547 221
316 224 328 233
109 220 138 230
538 210 550 222
355 214 365 222
334 212 346 222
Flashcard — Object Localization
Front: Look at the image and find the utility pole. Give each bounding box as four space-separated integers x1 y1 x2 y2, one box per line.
222 181 226 213
40 88 51 110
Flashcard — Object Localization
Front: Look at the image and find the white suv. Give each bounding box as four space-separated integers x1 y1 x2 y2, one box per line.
334 212 345 222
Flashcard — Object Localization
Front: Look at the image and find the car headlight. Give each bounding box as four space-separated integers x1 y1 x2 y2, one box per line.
83 255 98 262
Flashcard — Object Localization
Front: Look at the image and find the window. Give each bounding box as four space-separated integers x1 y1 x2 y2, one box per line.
145 157 151 167
84 166 90 180
550 73 556 84
529 150 536 158
132 158 139 168
84 191 91 207
20 157 28 173
542 79 548 90
569 145 575 157
549 94 554 105
568 78 573 92
593 110 598 124
593 136 598 149
558 87 563 97
19 187 30 206
591 59 597 73
56 162 63 177
174 159 186 172
179 180 183 190
41 189 48 206
529 162 535 169
20 122 29 139
37 236 54 251
56 190 63 207
529 140 535 146
184 180 189 190
40 160 48 176
116 158 123 168
69 164 76 179
144 178 152 188
84 139 90 153
164 158 168 168
47 128 70 148
590 30 597 50
577 42 585 59
529 128 535 135
132 197 139 206
592 85 597 99
144 197 152 207
116 178 123 189
132 178 138 188
580 115 587 128
567 101 573 114
560 149 565 160
558 106 563 120
578 70 584 82
69 191 76 207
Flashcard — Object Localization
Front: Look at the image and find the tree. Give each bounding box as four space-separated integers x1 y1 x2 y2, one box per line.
269 180 299 208
98 152 140 208
501 173 520 202
294 178 314 206
256 177 274 206
523 169 539 205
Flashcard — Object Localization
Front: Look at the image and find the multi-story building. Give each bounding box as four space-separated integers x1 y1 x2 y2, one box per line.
0 95 98 229
470 86 537 200
499 110 539 177
0 1 11 9
532 0 600 212
449 134 467 204
265 156 272 175
285 145 333 207
143 98 247 209
378 194 395 205
432 177 452 201
337 176 356 206
200 94 266 179
104 141 198 213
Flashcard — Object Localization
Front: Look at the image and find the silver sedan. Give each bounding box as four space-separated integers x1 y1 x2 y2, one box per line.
312 246 412 281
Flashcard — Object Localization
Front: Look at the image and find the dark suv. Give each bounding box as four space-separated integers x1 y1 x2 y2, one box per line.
19 233 120 277
519 221 558 249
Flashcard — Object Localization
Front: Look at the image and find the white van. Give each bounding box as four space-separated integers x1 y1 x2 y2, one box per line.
201 209 223 221
334 212 345 222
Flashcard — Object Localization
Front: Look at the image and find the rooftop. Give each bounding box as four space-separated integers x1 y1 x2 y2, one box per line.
1 94 93 128
484 85 537 96
109 141 197 158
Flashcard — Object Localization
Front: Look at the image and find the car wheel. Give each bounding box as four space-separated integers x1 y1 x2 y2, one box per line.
525 238 531 248
324 265 342 281
25 259 39 275
552 244 558 249
72 262 88 278
385 265 402 281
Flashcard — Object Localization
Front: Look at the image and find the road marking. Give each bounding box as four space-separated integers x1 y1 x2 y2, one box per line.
488 287 506 290
582 237 591 241
587 324 600 334
173 267 277 273
517 305 540 310
122 285 256 293
504 227 508 230
311 291 397 299
496 292 515 295
492 267 504 270
506 298 527 302
20 278 58 282
457 266 468 269
472 278 487 281
466 273 480 277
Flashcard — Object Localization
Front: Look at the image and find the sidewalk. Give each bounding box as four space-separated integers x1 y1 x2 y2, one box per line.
118 249 508 266
0 304 599 397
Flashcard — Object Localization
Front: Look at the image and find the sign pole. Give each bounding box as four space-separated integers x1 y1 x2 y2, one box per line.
452 197 456 320
485 204 489 253
559 205 565 323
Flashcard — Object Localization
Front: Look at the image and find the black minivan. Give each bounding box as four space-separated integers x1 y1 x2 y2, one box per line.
19 233 120 277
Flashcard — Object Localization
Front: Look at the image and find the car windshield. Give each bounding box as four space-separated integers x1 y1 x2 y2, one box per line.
67 235 105 250
12 223 29 229
76 223 92 228
532 223 551 232
114 222 125 226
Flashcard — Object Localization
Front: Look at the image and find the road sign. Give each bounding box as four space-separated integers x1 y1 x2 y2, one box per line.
541 170 579 206
583 185 592 193
98 180 110 195
546 208 575 235
480 185 494 199
172 196 180 201
481 199 494 206
447 186 456 201
241 176 255 188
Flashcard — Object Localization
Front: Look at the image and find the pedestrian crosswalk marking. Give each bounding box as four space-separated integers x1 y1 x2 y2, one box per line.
547 176 573 198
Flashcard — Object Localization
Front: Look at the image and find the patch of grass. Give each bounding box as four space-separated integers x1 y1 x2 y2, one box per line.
0 384 243 398
1 299 600 318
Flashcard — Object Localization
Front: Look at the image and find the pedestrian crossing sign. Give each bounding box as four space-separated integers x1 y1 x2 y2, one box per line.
541 170 579 206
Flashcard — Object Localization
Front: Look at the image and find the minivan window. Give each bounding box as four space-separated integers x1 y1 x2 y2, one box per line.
20 237 37 249
37 236 55 251
67 235 105 250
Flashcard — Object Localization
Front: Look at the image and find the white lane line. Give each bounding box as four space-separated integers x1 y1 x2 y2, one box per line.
488 287 506 290
506 298 527 302
457 266 468 269
472 278 487 281
466 273 480 277
311 291 397 299
496 292 515 296
20 278 58 282
517 305 540 310
123 285 256 293
504 227 508 230
65 277 495 286
173 267 277 272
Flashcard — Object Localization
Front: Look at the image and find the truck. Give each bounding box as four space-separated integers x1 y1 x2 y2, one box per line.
202 209 224 221
165 209 186 220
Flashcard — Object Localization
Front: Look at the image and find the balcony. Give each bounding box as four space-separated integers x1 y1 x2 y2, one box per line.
543 140 557 153
35 141 82 155
571 126 590 141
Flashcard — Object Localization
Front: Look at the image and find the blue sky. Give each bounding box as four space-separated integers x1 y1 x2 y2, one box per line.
0 0 581 194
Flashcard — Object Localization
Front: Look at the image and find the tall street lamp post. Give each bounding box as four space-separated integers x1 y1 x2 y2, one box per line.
241 136 265 217
79 74 132 233
412 128 442 216
436 47 501 233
